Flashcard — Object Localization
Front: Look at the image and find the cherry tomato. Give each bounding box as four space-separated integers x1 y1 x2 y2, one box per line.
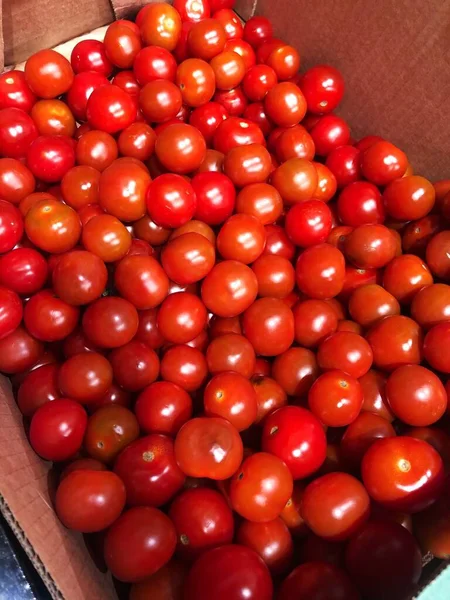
52 250 107 306
340 412 396 468
115 254 169 309
349 283 400 327
230 452 293 522
109 340 160 392
204 371 257 431
184 544 273 600
279 562 359 600
0 326 43 374
76 130 118 171
0 70 36 112
98 160 150 222
383 175 435 221
139 2 182 50
206 332 255 377
160 344 208 391
31 99 75 137
70 40 112 76
223 143 272 187
325 145 361 189
0 200 23 253
129 560 188 600
55 470 126 533
82 297 139 348
345 224 397 269
0 108 38 158
251 255 295 298
175 416 243 479
366 315 423 371
296 243 345 299
423 321 450 373
135 381 192 437
86 85 136 134
84 404 139 464
362 436 445 512
26 135 75 182
25 49 74 98
17 363 59 417
300 65 345 114
30 398 87 461
156 123 207 174
0 159 35 206
58 351 112 403
264 82 307 127
242 297 294 356
0 287 21 341
213 116 265 154
157 292 207 344
361 140 408 186
23 290 79 342
426 230 450 279
104 21 142 69
345 520 422 600
308 370 363 427
104 506 176 582
252 375 287 424
285 200 332 247
292 299 338 348
317 331 372 378
383 254 433 304
162 232 216 285
82 214 131 262
202 260 258 317
236 517 293 575
190 172 235 225
272 347 319 396
272 158 318 205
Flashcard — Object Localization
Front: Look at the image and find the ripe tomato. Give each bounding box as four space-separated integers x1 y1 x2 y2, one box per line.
262 406 326 479
25 199 81 254
160 344 208 391
82 214 131 262
23 290 79 342
30 398 87 461
366 315 423 371
52 250 107 306
340 412 396 468
251 255 295 298
26 135 75 182
264 82 307 127
202 260 258 317
242 297 294 356
55 470 126 532
82 297 139 348
104 506 176 582
129 560 188 600
70 40 112 75
110 340 160 392
279 562 359 600
300 65 345 114
184 545 273 600
0 286 22 340
349 284 400 327
204 371 258 431
296 244 345 299
115 255 169 310
301 472 370 540
292 299 338 348
76 130 118 171
344 224 397 269
423 322 450 373
383 254 433 304
169 488 234 561
25 49 74 98
308 370 363 427
223 143 272 187
362 436 445 512
157 292 207 344
86 85 136 134
271 158 318 205
206 332 256 377
84 404 139 464
156 123 206 173
237 517 293 575
317 331 372 378
361 140 408 186
176 58 216 107
17 363 59 417
0 70 36 112
135 381 192 437
252 376 288 424
0 326 43 374
98 160 150 222
58 352 112 403
272 347 320 396
285 200 332 247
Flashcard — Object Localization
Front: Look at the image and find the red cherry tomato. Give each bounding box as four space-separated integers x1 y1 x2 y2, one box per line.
308 370 363 427
0 70 36 112
279 562 360 600
25 49 74 98
0 108 38 158
0 286 23 340
71 40 112 76
204 371 258 431
296 243 345 299
86 85 136 134
361 140 408 186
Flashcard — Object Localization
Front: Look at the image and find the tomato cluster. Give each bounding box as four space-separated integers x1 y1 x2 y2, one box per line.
1 2 450 599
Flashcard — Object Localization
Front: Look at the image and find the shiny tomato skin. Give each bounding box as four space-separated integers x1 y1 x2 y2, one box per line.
52 250 107 306
272 347 319 397
76 130 118 171
252 255 295 298
157 292 207 344
301 472 370 540
236 517 293 575
309 115 350 156
17 363 59 417
362 436 445 513
104 506 176 582
175 417 243 480
0 326 43 374
292 299 338 348
70 40 112 76
0 70 36 112
0 286 22 340
213 116 265 154
162 232 215 285
345 520 422 600
26 135 75 182
242 297 295 357
271 157 318 206
169 488 234 561
279 562 360 600
262 406 326 480
204 371 258 431
191 172 236 225
25 199 81 254
264 82 307 127
423 322 450 373
84 404 139 464
184 544 273 600
82 213 131 262
317 331 373 378
67 71 111 122
308 370 363 427
23 290 79 342
160 344 208 391
25 49 74 98
366 315 423 372
383 254 433 304
109 340 160 392
0 108 38 158
285 200 332 247
129 560 188 600
58 351 112 403
29 398 87 462
0 158 35 205
55 470 126 532
135 381 192 437
300 64 345 114
86 85 136 134
349 284 400 328
155 123 206 174
340 412 397 468
82 297 139 348
410 283 450 329
146 174 196 228
202 260 258 317
206 333 256 378
326 145 362 189
361 141 408 186
296 243 345 299
114 434 185 507
426 230 450 279
114 255 169 310
337 181 384 227
99 161 150 222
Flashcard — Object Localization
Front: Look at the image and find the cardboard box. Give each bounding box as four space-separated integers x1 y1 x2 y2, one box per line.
1 1 449 598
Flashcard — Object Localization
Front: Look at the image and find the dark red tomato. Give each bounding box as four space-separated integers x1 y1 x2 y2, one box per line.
264 82 307 127
243 102 273 136
386 364 447 426
325 145 361 189
308 370 363 427
383 254 433 304
17 363 59 417
129 560 188 600
58 351 112 404
184 544 273 600
67 71 111 122
237 517 293 575
345 520 422 600
135 381 192 437
0 158 35 205
202 260 258 317
292 299 338 348
262 405 326 479
112 70 141 97
426 230 450 279
204 371 257 431
300 65 345 114
230 452 293 522
301 472 370 541
160 344 208 391
29 398 87 461
423 321 450 373
361 141 408 186
52 250 107 306
271 158 318 205
296 243 345 299
23 290 79 342
0 326 43 374
104 506 176 582
55 470 125 533
337 181 384 226
157 292 207 344
242 65 277 103
191 172 235 225
114 255 169 310
114 434 185 507
383 175 435 221
0 108 37 158
402 214 442 257
223 143 272 188
155 123 206 174
169 488 234 561
213 116 265 154
146 174 196 228
242 297 294 357
189 102 228 146
25 49 73 98
84 404 139 463
243 16 273 48
285 200 332 247
263 224 295 260
359 369 394 421
362 437 445 512
70 40 112 76
162 232 216 285
206 333 255 377
90 383 132 411
0 70 36 112
279 562 359 600
367 315 423 371
0 201 23 254
175 417 243 479
62 326 100 358
349 284 400 328
133 48 176 90
344 224 396 269
86 85 136 134
76 130 118 171
252 375 287 424
317 331 372 378
26 135 75 183
134 308 165 350
109 341 160 393
309 114 350 156
60 458 107 480
272 347 319 397
340 412 396 468
82 297 139 348
82 214 131 262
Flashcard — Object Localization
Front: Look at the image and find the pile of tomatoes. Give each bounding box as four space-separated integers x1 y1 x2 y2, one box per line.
1 0 450 598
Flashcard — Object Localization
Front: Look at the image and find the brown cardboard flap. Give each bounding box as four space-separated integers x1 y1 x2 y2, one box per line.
256 0 450 181
0 375 117 600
